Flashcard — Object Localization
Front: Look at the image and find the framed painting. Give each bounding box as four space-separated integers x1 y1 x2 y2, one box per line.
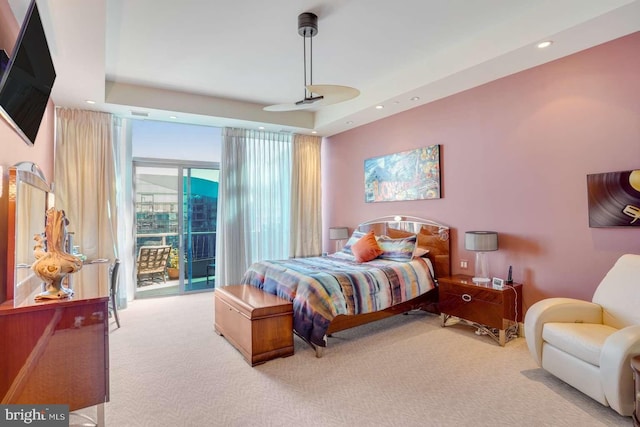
364 145 441 203
587 169 640 227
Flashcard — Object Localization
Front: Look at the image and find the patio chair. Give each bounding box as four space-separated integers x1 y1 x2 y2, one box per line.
136 245 171 286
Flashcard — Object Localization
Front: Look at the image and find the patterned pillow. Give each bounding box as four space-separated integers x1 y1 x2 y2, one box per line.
351 231 383 262
340 230 366 256
413 247 430 258
377 234 417 261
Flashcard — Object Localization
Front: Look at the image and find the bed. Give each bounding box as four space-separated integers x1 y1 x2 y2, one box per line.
240 216 450 357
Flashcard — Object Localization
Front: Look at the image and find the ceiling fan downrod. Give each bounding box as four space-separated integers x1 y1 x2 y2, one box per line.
298 12 323 103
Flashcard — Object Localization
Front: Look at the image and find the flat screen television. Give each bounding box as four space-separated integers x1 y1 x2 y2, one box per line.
0 0 56 146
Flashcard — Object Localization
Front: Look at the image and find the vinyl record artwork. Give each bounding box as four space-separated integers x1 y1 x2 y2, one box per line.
587 169 640 227
364 145 441 203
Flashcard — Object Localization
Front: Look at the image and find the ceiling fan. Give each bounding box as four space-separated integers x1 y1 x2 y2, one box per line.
264 12 360 112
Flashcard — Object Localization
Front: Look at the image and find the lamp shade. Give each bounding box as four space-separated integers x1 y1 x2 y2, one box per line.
329 227 349 240
465 231 498 252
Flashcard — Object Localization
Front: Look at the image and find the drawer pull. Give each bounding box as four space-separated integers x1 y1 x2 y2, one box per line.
461 293 472 302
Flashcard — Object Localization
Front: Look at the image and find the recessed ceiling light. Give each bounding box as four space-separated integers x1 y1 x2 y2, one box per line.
85 100 95 104
375 105 384 110
537 40 553 49
346 121 354 125
311 130 317 134
169 115 177 119
410 96 420 101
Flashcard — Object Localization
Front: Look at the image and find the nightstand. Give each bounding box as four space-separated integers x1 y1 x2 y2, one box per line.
438 274 523 346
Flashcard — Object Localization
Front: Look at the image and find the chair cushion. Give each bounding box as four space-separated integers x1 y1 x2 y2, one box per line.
542 322 618 366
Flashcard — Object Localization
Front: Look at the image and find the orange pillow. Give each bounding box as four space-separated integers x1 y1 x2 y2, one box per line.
351 231 383 262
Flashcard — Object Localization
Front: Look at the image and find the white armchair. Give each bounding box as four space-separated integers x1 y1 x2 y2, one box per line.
524 254 640 416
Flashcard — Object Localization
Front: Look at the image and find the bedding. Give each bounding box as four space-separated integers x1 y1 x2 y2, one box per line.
240 252 436 347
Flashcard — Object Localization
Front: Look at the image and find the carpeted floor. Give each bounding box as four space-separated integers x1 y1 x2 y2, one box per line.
77 291 631 426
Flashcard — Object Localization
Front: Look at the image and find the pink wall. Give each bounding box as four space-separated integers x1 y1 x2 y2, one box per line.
322 32 640 314
0 0 55 301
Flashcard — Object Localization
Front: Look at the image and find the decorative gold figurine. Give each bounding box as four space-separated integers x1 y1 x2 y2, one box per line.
32 208 83 300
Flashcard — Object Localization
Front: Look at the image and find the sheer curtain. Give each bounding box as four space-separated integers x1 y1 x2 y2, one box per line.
54 109 118 262
112 117 135 305
216 129 323 285
217 128 293 285
290 134 322 257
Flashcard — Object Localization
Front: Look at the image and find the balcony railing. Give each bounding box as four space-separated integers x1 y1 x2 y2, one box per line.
136 231 216 261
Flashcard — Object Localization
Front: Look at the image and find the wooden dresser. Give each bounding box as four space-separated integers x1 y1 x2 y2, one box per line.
0 262 111 416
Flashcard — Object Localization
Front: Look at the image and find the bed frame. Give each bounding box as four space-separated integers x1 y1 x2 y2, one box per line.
312 215 450 357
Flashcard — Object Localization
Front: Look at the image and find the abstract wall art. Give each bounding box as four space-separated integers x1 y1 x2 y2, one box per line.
364 145 441 203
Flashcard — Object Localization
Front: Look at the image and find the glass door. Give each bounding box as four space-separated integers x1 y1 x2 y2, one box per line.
182 167 218 292
134 162 218 298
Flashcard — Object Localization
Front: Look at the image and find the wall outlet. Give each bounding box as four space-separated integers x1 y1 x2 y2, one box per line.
460 260 468 269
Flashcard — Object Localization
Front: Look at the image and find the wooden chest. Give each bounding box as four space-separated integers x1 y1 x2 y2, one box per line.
214 285 294 366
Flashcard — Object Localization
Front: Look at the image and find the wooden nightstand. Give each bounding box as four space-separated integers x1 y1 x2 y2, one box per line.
438 274 523 346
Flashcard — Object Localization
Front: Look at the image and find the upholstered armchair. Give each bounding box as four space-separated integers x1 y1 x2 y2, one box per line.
524 254 640 416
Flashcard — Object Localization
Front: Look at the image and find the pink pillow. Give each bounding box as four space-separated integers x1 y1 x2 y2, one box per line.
351 231 383 262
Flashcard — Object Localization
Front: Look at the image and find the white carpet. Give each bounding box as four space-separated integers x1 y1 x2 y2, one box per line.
80 291 630 426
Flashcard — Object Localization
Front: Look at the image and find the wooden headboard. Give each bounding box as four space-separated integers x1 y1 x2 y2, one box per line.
357 215 451 279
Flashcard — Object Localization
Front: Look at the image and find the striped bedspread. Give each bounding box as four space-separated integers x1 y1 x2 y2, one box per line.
240 253 436 347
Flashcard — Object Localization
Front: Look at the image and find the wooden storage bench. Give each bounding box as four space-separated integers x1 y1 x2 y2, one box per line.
214 285 294 366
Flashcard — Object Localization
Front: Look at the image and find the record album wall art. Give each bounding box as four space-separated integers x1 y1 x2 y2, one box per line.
587 169 640 227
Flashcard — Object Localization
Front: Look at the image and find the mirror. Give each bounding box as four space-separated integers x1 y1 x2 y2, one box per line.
7 162 50 302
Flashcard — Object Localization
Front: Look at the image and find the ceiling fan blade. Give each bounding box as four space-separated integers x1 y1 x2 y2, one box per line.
263 101 317 112
306 84 360 104
263 85 359 112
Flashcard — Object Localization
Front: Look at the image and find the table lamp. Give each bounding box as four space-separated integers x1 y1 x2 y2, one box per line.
329 227 349 253
464 231 498 283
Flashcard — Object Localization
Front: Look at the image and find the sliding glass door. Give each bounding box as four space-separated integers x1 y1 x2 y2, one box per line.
134 161 218 298
182 167 218 292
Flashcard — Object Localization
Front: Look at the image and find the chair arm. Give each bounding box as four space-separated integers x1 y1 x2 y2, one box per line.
524 298 603 366
600 325 640 416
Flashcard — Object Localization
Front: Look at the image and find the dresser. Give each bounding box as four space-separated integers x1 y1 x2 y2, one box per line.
438 274 523 346
0 262 111 420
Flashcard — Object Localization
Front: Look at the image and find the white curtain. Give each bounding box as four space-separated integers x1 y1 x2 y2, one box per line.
54 109 117 261
112 117 135 305
217 128 292 285
290 134 322 257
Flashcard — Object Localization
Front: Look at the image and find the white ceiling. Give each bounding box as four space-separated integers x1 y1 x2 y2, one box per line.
9 0 640 137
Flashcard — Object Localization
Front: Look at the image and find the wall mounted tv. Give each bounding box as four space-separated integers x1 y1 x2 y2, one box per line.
0 0 56 146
